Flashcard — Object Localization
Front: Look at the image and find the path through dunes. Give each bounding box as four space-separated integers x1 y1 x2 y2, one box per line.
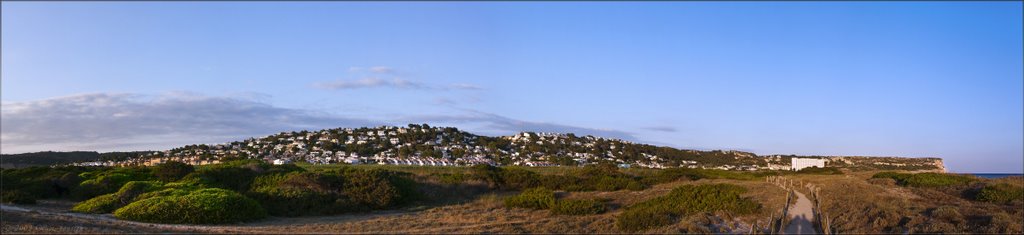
783 191 816 234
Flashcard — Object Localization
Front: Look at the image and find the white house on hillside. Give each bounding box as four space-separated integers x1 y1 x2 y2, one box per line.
791 158 826 171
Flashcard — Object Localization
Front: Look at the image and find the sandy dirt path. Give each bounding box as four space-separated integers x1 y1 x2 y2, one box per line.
783 191 816 234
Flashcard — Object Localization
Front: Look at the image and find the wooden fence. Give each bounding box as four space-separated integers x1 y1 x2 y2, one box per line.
762 175 836 234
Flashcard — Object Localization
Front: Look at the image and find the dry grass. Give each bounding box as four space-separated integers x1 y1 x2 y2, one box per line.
782 171 1024 234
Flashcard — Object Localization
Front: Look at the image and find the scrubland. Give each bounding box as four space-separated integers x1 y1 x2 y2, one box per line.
2 162 1021 234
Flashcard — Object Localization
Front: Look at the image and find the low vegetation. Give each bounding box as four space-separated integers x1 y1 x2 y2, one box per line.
551 198 606 215
871 172 974 187
72 181 163 214
5 161 1018 234
153 161 194 182
248 168 420 216
615 184 760 232
1 166 100 203
974 183 1024 204
503 187 606 216
113 188 267 224
504 187 556 210
796 167 844 175
75 167 155 199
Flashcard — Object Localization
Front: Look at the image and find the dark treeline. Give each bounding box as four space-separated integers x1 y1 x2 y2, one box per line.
1 151 156 168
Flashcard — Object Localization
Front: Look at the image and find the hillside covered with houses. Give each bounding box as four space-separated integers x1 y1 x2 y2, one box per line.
66 124 945 172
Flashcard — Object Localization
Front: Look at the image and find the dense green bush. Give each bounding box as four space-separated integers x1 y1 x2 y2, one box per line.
470 164 506 188
592 176 645 191
114 188 267 224
542 166 646 192
539 174 585 191
341 169 403 209
74 167 155 199
903 173 974 187
616 184 760 232
872 172 912 181
643 168 763 185
551 198 606 215
504 187 556 210
247 168 420 217
248 172 353 216
153 161 194 182
500 167 541 189
975 183 1024 204
182 165 259 192
1 166 91 200
71 194 118 213
430 172 469 185
1 190 37 204
467 165 645 192
72 181 163 214
872 172 973 187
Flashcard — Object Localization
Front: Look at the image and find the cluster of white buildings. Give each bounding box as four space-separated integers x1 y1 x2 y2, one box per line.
87 125 942 172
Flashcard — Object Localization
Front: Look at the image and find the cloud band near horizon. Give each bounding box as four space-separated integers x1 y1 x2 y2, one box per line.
0 92 637 154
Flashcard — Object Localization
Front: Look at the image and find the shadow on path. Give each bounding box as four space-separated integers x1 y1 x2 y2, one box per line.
783 191 816 234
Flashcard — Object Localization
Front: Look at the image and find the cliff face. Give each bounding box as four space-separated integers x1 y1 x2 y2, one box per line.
932 159 947 173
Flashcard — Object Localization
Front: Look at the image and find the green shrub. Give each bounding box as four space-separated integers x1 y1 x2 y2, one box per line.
114 188 267 224
643 168 762 185
500 167 541 190
539 175 584 191
504 187 556 210
265 163 305 175
247 168 420 217
551 198 606 215
341 169 403 209
872 172 912 182
616 184 760 232
592 176 645 191
975 183 1024 204
71 194 119 213
430 173 469 185
1 190 37 204
182 165 259 192
470 164 505 188
902 173 974 187
249 172 341 216
73 167 154 199
71 181 164 214
535 166 646 192
871 172 973 187
2 166 91 200
617 205 673 232
153 161 194 182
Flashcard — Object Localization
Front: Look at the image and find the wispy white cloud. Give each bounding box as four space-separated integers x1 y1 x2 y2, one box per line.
316 66 482 91
0 92 382 153
448 83 483 90
642 126 678 132
348 66 396 74
314 77 428 90
1 92 639 153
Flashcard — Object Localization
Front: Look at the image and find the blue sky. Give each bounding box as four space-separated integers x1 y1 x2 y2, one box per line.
2 2 1021 173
